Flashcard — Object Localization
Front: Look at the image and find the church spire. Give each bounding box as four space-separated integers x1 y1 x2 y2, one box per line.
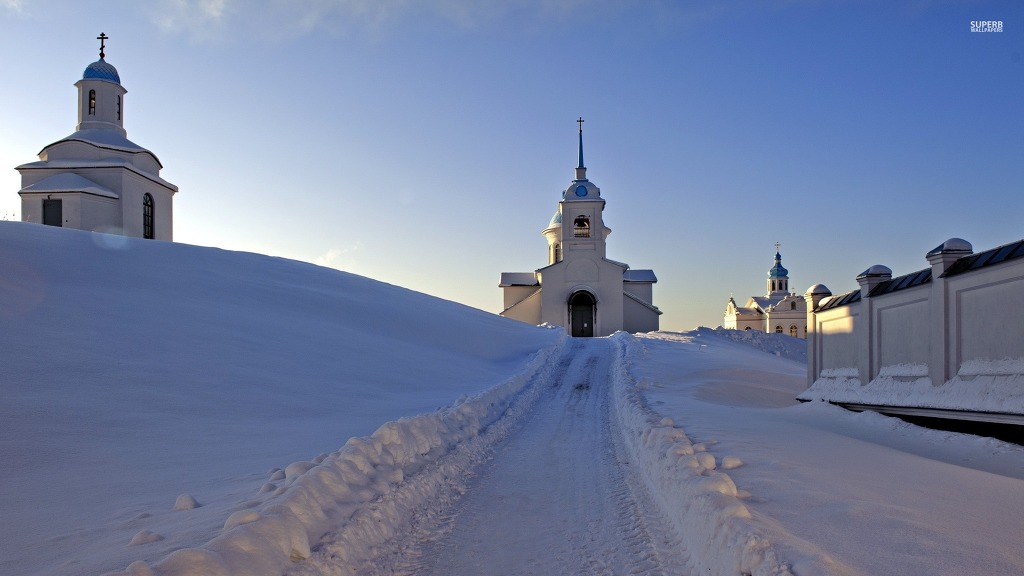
575 117 587 181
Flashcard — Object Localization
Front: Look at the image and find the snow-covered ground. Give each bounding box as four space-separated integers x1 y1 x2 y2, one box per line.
0 221 558 576
3 221 1023 576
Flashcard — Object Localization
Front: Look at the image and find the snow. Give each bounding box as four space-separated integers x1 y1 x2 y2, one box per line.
3 221 1024 576
0 221 559 576
627 330 1024 575
801 359 1024 414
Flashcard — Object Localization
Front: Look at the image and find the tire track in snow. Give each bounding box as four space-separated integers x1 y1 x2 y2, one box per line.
395 338 691 575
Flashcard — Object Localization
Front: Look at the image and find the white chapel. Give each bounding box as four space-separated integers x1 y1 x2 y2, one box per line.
723 246 807 338
499 120 661 337
17 34 177 240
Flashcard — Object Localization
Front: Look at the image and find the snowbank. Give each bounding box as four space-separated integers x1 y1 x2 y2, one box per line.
654 327 808 363
609 332 843 576
107 335 564 576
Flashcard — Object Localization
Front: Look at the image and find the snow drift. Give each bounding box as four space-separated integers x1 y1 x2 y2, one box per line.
0 221 559 576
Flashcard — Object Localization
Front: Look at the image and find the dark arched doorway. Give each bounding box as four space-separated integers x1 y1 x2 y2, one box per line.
569 291 596 337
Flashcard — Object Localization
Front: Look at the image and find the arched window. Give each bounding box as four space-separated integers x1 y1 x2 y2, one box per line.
89 90 96 115
554 243 562 262
572 215 590 238
775 325 783 333
117 95 121 120
143 194 154 239
791 301 797 310
744 327 752 331
789 325 798 337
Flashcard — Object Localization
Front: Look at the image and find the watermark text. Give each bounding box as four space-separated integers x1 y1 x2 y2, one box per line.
971 20 1003 32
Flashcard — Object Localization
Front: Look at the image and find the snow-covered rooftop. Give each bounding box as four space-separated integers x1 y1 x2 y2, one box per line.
17 172 118 198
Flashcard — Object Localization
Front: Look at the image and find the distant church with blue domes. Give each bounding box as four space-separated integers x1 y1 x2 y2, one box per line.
499 120 660 337
723 245 807 338
16 34 177 240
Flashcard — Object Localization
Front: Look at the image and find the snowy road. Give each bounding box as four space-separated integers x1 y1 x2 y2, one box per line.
389 338 687 575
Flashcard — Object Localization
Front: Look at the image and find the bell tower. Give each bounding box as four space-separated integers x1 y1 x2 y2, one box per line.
75 33 127 137
767 243 790 296
542 117 611 264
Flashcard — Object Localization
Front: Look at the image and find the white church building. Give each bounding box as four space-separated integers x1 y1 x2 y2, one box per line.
499 120 660 337
16 34 177 240
723 246 807 338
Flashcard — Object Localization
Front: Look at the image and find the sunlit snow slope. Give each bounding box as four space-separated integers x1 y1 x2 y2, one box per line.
0 221 559 576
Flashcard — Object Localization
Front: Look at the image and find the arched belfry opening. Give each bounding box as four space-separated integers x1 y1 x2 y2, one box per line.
569 291 596 337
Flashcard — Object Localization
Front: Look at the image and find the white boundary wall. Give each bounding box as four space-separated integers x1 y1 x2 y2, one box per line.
800 238 1024 416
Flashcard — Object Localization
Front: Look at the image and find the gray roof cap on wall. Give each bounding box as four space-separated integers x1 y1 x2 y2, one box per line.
927 237 973 256
805 283 831 296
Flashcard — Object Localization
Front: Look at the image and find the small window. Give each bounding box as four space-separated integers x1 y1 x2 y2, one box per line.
744 327 752 331
117 95 121 120
573 215 590 238
143 194 154 239
89 90 96 115
791 301 797 310
554 243 562 263
789 325 798 337
775 325 783 333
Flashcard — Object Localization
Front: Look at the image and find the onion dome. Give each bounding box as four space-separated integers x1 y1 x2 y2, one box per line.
768 251 788 278
83 59 121 84
549 211 562 227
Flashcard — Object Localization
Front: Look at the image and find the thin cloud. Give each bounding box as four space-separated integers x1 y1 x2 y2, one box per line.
150 0 230 42
315 241 364 271
144 0 633 42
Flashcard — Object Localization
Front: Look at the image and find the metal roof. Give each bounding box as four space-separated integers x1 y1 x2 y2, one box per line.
868 268 931 297
942 239 1024 278
815 289 861 311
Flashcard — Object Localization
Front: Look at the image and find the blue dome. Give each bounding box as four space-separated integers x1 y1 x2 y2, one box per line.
549 210 562 227
83 59 120 84
768 252 788 278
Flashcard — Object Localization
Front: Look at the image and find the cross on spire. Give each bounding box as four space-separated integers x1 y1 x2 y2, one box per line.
97 32 109 59
576 117 585 170
775 241 781 253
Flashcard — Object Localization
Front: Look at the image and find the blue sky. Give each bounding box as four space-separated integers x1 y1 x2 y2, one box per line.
2 0 1021 330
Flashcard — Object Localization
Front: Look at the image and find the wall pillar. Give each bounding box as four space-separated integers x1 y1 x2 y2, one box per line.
804 284 832 386
925 239 972 386
855 265 892 384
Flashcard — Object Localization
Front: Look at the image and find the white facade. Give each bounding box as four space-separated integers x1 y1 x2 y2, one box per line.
723 249 807 338
17 36 177 240
499 122 660 337
801 237 1024 421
